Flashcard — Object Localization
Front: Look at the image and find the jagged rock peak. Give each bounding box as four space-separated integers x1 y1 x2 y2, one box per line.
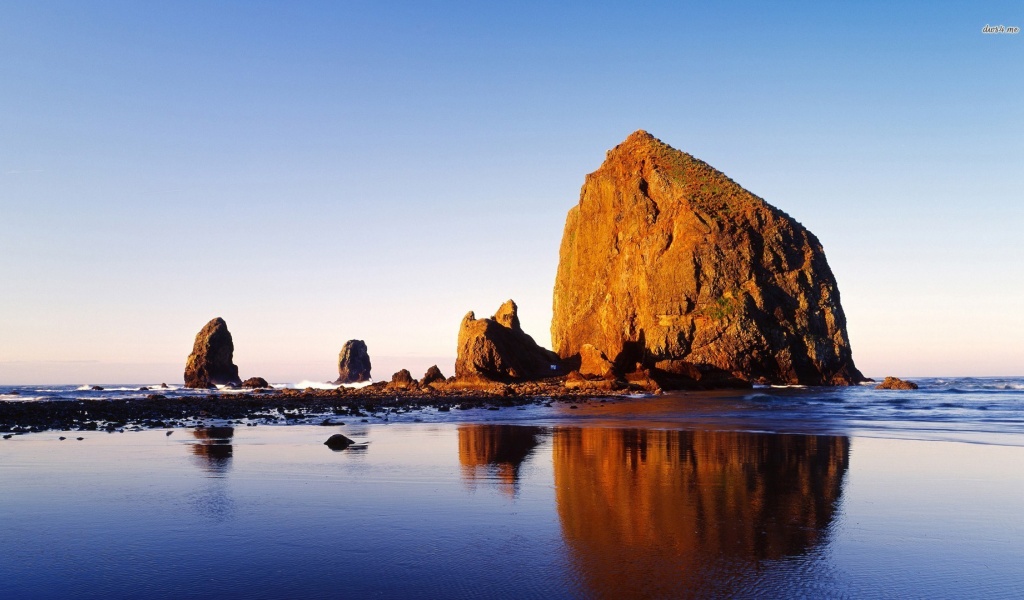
456 300 563 382
552 131 864 387
493 299 521 330
184 317 242 388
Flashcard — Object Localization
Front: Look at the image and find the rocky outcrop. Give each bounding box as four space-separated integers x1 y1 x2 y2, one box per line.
335 340 371 384
552 130 864 387
241 377 270 389
388 369 417 390
875 376 918 390
184 318 242 388
579 344 615 379
456 300 564 382
421 365 446 386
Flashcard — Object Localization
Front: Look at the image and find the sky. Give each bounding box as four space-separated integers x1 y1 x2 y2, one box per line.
1 1 1022 384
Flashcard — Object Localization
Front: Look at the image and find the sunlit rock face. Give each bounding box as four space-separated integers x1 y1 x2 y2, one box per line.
457 424 544 497
553 428 848 597
552 130 864 386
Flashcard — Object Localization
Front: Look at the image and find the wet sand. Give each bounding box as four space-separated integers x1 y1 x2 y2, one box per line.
1 422 1021 599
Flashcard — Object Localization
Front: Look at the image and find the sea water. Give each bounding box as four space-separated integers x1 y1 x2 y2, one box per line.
1 378 1023 598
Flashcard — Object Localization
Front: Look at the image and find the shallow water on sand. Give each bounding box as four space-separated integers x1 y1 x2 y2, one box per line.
1 414 1022 598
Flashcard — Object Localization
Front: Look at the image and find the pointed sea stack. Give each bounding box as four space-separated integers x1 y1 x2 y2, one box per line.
184 317 242 388
551 131 864 386
335 340 371 384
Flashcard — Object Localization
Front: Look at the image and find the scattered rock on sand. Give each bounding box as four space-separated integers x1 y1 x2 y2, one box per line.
324 433 355 450
335 340 372 384
184 317 242 388
875 376 918 390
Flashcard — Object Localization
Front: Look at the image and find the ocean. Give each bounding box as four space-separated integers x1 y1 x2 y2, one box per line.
1 377 1022 598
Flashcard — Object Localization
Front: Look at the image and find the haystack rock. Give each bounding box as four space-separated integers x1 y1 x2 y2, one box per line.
184 317 242 388
456 300 563 381
552 131 864 386
335 340 371 384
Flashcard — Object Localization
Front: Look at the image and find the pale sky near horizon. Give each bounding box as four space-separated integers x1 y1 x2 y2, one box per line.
2 1 1022 384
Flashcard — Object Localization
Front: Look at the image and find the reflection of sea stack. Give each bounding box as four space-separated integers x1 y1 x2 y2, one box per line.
552 131 864 386
458 424 545 496
189 426 235 474
456 300 562 381
335 340 371 384
184 318 242 388
553 428 848 597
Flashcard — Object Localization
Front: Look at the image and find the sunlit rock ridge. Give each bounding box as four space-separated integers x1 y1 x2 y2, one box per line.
552 130 864 386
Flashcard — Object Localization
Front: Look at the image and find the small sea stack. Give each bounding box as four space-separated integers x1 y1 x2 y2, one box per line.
456 300 564 382
388 369 417 390
335 340 371 384
421 365 446 386
184 318 242 388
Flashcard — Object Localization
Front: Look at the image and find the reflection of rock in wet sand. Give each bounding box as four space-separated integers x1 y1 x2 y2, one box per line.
190 426 234 475
458 425 545 496
553 428 848 598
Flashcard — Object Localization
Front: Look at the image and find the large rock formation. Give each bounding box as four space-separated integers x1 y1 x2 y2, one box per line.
552 131 864 386
184 318 242 388
335 340 371 384
456 300 563 381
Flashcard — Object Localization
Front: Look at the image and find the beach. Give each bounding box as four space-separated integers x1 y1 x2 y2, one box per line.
2 380 1022 599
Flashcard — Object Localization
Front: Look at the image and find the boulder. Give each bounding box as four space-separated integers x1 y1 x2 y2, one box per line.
552 130 865 387
184 318 242 388
579 344 615 379
421 365 446 386
335 340 371 384
241 377 270 389
324 433 355 451
875 376 918 390
456 300 564 382
388 369 417 390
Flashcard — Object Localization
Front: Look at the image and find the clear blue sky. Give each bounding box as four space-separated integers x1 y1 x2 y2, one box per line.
2 1 1021 383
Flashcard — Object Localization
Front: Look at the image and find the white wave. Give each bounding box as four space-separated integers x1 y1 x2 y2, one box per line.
286 380 342 390
280 379 375 390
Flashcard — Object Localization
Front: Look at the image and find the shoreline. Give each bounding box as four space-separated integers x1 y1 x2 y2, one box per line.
0 383 627 434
